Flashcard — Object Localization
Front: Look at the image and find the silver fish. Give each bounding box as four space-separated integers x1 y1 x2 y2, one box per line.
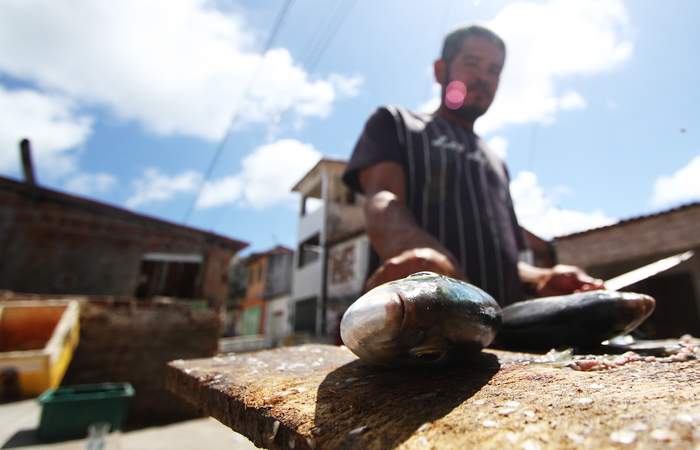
340 272 501 367
497 290 656 350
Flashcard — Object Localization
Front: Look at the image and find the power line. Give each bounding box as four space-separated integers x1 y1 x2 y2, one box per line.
422 0 455 104
181 0 296 224
207 0 358 231
298 0 345 63
304 0 358 72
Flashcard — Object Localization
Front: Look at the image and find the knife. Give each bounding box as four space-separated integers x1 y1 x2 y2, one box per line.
604 250 694 291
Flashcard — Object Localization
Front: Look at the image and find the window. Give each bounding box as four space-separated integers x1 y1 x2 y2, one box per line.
135 253 203 299
293 298 316 333
298 234 321 268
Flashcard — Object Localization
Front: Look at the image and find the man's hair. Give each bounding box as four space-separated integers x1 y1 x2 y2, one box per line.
441 25 506 65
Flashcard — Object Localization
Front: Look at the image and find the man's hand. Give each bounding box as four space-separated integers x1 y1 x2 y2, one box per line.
359 161 468 291
519 262 604 298
365 247 468 291
535 264 605 297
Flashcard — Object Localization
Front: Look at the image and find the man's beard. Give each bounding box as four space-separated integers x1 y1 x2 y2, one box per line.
442 77 491 122
450 102 487 122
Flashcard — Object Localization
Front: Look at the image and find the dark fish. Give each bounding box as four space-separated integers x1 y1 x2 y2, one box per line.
340 272 501 367
496 290 656 350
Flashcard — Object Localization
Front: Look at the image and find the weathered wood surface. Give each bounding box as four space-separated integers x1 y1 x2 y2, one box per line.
166 344 700 449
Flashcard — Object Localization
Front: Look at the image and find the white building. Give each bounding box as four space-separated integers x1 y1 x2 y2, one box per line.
290 159 368 341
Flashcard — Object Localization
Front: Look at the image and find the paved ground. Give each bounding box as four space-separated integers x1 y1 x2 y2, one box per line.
0 398 261 450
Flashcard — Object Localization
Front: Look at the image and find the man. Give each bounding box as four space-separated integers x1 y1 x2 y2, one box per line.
342 25 602 306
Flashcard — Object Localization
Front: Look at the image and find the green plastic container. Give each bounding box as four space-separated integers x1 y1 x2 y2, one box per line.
36 382 135 441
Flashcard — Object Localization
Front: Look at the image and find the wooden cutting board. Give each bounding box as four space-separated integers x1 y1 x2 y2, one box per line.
166 344 700 449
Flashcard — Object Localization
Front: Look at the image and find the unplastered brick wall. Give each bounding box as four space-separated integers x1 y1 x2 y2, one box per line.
2 292 221 425
201 246 235 311
556 204 700 269
0 183 240 308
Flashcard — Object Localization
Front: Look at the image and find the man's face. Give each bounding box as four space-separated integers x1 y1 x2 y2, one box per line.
443 36 504 122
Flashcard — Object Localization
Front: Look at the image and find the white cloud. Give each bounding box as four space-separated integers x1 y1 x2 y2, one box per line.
197 139 322 210
123 139 321 211
417 82 442 114
195 176 244 210
460 0 633 135
328 73 364 99
126 168 202 208
0 0 362 142
417 95 440 116
559 91 587 111
486 136 508 160
64 173 117 195
510 170 617 239
0 86 92 179
650 153 700 208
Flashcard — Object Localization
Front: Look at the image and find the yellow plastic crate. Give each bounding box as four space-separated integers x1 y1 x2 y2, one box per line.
0 300 80 398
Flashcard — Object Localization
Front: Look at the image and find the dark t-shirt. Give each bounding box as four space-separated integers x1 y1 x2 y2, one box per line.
342 106 525 306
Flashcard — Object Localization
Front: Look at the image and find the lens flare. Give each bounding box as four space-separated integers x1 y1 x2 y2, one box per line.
445 80 467 110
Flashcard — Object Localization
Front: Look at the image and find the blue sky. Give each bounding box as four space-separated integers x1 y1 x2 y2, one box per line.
1 0 699 256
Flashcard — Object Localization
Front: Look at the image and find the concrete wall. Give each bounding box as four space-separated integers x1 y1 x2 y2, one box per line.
265 252 293 298
264 295 291 348
326 234 370 300
292 259 323 300
297 205 325 243
325 168 365 243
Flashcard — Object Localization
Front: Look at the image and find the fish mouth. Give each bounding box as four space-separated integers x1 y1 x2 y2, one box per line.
634 293 656 317
619 292 656 333
409 347 448 363
408 337 451 364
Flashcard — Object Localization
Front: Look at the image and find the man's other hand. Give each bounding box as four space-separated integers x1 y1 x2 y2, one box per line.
535 264 605 298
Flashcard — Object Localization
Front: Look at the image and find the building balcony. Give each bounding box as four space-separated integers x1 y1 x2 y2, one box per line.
297 204 325 244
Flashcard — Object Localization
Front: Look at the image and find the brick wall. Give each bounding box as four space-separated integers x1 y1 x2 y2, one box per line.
0 178 245 309
201 247 237 311
2 292 220 425
553 204 700 339
556 204 700 268
245 257 267 300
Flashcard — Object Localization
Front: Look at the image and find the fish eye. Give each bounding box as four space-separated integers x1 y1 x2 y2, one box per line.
411 349 447 363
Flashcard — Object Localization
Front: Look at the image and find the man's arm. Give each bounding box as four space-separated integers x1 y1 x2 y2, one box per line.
359 161 468 291
518 261 604 298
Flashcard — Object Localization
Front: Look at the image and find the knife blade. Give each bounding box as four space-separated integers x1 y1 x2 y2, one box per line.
604 250 694 291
